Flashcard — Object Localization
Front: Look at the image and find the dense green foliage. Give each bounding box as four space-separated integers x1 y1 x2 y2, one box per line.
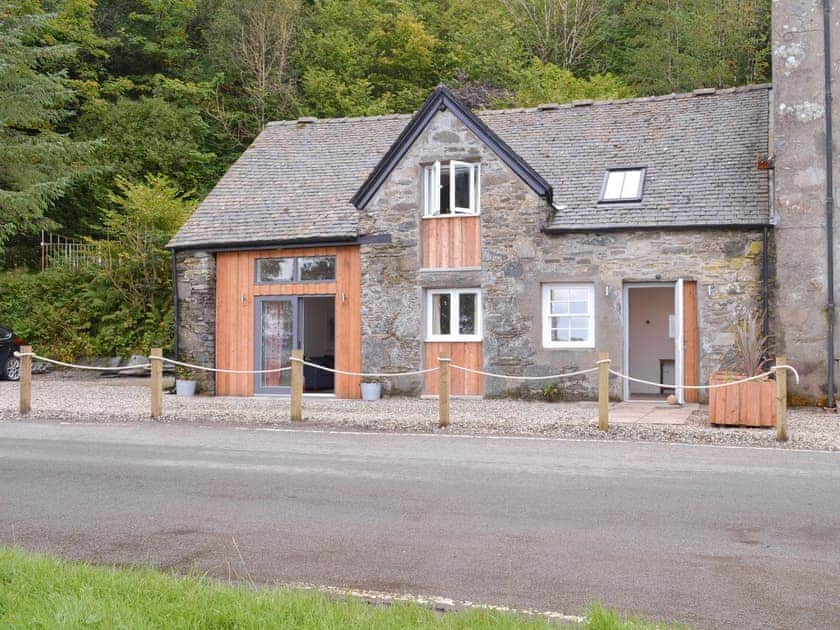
0 176 194 358
0 547 683 629
0 0 771 357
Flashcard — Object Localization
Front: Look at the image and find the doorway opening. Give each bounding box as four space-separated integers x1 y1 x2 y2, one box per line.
301 296 336 393
625 284 678 402
254 295 335 395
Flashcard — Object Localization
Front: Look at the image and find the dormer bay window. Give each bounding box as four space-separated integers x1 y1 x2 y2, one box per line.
423 160 480 216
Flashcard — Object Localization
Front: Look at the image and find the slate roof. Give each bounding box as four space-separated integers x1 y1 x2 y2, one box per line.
167 84 771 249
486 85 772 232
167 114 411 249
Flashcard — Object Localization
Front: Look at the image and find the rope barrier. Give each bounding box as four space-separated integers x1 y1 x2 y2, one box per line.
15 350 801 389
14 352 151 372
450 364 600 380
291 357 438 378
158 357 291 375
608 364 800 390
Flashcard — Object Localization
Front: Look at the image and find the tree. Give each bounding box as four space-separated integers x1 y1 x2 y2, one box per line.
512 58 634 107
619 0 770 94
295 0 446 117
78 96 217 193
93 0 198 79
93 174 196 354
205 0 300 136
499 0 606 72
0 0 97 250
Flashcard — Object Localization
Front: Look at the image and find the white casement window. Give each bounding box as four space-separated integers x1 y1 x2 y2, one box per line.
426 288 482 341
423 160 480 216
542 284 595 348
600 168 646 202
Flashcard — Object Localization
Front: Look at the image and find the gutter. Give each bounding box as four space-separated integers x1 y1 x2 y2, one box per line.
172 250 179 362
541 222 772 235
763 226 770 342
824 0 836 407
167 233 391 254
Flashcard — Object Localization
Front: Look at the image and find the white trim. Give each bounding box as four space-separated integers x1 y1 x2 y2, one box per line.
425 288 483 342
622 281 684 402
423 160 480 217
541 284 595 349
674 279 685 405
600 167 646 202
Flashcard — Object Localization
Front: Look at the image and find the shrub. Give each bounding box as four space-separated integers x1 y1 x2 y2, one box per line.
0 174 194 361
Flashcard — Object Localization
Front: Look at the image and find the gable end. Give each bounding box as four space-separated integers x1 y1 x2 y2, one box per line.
351 86 553 210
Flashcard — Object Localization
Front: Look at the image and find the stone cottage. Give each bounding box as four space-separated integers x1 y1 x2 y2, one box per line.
167 0 839 405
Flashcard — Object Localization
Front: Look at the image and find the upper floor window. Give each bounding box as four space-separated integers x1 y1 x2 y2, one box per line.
256 256 336 283
424 160 480 216
600 167 645 202
426 288 482 341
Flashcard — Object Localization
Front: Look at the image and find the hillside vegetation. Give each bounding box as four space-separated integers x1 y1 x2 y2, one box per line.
0 0 770 356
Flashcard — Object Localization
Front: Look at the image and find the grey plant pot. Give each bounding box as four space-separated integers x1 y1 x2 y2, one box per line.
175 379 197 396
360 382 382 401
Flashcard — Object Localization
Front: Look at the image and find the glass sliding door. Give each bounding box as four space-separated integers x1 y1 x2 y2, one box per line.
255 297 296 394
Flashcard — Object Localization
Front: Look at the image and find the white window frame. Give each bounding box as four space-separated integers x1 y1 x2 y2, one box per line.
599 167 646 203
542 284 595 349
423 160 480 217
425 288 482 342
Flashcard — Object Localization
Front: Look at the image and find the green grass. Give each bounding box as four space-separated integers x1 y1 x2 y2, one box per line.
0 547 683 629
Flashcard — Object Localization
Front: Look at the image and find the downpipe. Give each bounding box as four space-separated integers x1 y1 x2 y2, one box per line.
823 0 836 407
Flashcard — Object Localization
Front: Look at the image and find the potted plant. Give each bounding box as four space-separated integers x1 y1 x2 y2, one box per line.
175 366 197 397
710 313 776 427
360 377 382 401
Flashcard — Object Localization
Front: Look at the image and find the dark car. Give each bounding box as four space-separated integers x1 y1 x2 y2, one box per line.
0 326 23 381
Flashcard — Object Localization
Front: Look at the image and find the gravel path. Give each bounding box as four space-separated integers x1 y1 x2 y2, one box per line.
2 374 839 451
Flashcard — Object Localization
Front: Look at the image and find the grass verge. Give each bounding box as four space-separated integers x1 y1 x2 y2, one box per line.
0 547 683 629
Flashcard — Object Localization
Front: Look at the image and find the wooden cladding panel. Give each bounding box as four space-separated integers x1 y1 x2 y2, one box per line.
421 216 480 268
334 246 362 398
215 246 361 398
683 280 699 403
424 342 483 396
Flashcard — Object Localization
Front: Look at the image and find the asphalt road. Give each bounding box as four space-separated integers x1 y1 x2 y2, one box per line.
1 421 838 629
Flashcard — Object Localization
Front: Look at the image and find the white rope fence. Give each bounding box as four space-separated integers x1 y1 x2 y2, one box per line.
14 351 151 371
291 357 437 378
12 346 799 440
449 364 599 380
160 357 291 375
608 365 800 390
15 350 800 389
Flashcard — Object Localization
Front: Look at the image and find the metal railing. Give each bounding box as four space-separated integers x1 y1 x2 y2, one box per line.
40 231 108 271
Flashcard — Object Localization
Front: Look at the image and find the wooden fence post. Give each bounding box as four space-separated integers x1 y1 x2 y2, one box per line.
150 348 163 418
776 355 788 442
438 352 451 428
19 345 32 415
598 352 610 431
291 349 303 421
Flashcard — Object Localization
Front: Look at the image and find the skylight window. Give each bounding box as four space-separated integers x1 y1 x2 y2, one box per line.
600 168 645 202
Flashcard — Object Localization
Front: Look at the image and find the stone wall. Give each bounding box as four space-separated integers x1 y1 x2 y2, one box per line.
359 109 766 401
772 0 840 404
175 250 216 393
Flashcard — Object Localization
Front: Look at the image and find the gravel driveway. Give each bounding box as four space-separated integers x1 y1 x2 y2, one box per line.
1 373 839 451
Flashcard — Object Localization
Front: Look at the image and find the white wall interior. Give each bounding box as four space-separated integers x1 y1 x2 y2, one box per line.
628 287 675 396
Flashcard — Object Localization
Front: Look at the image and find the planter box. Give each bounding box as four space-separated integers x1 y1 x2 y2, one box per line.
709 372 776 427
